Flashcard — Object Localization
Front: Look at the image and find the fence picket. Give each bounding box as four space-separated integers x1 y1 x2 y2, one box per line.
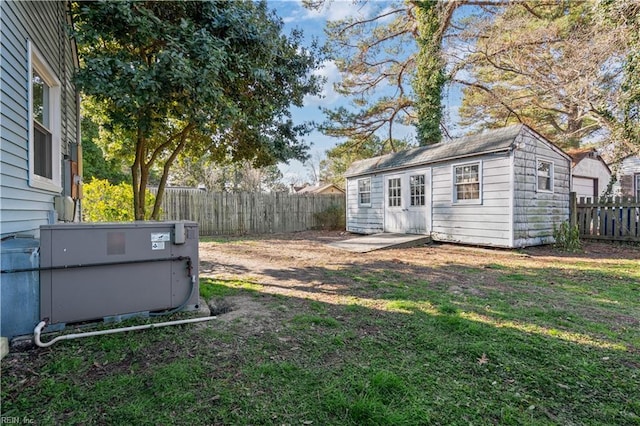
151 190 345 236
571 192 640 242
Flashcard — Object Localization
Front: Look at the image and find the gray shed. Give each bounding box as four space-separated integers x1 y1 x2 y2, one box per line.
344 125 571 248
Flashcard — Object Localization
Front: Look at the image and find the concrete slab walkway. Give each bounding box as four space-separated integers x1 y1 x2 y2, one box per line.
327 233 431 253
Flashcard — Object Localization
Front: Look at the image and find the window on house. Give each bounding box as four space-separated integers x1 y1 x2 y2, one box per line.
635 174 640 200
410 174 425 206
29 42 61 191
358 178 371 206
32 71 52 179
388 178 401 207
454 163 480 201
537 160 553 192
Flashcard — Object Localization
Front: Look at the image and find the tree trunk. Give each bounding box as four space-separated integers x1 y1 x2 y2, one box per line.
150 123 194 220
132 127 145 220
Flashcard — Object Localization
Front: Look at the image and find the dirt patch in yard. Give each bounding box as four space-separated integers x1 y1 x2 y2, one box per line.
200 231 639 298
199 231 639 335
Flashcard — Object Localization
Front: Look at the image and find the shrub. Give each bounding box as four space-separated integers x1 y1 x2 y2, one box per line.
552 221 581 252
82 179 155 222
313 203 345 230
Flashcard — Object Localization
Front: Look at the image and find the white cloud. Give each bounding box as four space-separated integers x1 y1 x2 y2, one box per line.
294 0 374 22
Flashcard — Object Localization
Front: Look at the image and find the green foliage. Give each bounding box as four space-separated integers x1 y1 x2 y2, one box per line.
72 1 322 219
313 203 345 231
553 221 582 252
412 1 446 145
320 135 413 187
82 179 155 222
81 116 129 185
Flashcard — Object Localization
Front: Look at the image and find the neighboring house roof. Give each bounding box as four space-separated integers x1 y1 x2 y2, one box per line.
346 124 561 178
295 183 345 195
566 147 611 173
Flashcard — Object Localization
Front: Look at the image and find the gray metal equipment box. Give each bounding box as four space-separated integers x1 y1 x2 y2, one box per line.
39 221 199 326
0 237 40 338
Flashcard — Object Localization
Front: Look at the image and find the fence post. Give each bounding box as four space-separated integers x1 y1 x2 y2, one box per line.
569 192 577 228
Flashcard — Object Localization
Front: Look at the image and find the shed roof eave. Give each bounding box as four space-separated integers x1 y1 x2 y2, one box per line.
345 146 514 178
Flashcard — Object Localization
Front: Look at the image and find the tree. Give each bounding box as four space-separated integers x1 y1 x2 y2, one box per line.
320 135 413 187
170 156 287 193
596 0 640 156
412 1 459 145
315 0 420 149
72 1 322 219
456 1 630 149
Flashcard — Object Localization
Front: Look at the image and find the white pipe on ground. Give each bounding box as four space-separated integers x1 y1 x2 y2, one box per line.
34 316 217 348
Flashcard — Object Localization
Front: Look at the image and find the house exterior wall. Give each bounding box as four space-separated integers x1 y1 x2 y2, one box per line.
0 1 78 238
616 156 640 199
430 152 513 247
571 157 611 199
346 174 384 234
512 128 571 248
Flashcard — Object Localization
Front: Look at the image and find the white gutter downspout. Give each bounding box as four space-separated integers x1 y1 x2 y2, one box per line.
34 316 217 348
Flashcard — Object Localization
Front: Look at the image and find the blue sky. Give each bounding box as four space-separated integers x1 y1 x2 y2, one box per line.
270 0 374 183
269 0 464 183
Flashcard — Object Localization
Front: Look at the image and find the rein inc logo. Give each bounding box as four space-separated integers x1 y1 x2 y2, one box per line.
0 418 34 424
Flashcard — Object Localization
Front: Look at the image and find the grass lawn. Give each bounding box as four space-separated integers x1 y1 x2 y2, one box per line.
1 236 639 425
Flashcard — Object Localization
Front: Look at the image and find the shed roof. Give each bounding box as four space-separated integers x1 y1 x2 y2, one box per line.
345 125 527 178
565 147 611 173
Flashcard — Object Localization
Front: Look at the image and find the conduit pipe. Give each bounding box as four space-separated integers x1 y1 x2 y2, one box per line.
34 316 217 348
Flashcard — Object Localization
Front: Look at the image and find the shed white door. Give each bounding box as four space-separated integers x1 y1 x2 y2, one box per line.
384 170 430 234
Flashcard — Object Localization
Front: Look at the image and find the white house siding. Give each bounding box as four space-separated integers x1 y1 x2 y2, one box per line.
512 129 571 247
571 157 611 199
431 152 513 247
0 1 78 237
346 174 384 234
613 156 640 198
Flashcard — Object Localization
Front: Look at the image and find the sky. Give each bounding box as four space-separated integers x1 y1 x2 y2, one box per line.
269 0 465 184
268 0 415 183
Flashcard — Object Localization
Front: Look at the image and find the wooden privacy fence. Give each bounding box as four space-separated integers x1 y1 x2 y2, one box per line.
570 192 640 242
153 190 345 236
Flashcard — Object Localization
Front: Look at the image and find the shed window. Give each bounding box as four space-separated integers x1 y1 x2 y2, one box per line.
410 174 425 206
537 160 554 192
388 178 401 207
358 178 371 206
454 163 480 202
635 174 640 200
29 42 61 192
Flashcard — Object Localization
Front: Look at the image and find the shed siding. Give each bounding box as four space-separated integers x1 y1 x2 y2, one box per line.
346 174 384 234
0 1 78 237
512 129 570 247
431 152 513 247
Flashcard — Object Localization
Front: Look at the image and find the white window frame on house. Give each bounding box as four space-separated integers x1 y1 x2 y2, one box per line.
387 177 401 207
409 174 426 207
28 41 62 193
358 178 371 207
536 158 554 193
452 161 482 204
635 174 640 200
